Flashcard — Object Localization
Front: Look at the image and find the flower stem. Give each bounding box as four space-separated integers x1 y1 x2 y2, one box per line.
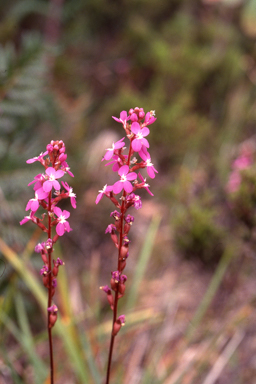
47 192 54 384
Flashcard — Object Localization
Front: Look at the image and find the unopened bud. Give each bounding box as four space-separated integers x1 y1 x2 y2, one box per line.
48 305 58 328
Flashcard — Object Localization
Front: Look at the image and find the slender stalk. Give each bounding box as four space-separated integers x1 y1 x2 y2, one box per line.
105 143 133 384
47 192 54 384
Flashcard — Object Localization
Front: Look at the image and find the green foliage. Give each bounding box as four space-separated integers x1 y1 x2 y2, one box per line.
171 167 226 266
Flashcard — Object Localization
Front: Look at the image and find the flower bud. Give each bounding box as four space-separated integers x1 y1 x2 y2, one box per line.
48 305 58 328
112 315 125 336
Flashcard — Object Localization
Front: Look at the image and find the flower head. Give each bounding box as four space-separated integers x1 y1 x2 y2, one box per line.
113 165 137 194
62 181 77 208
96 184 113 204
54 207 72 236
103 137 125 161
131 122 150 152
43 167 65 192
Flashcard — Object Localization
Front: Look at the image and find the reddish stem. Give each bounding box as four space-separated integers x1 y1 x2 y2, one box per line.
105 140 133 384
47 192 54 384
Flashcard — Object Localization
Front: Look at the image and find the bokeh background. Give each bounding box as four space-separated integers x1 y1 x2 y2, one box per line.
2 0 256 382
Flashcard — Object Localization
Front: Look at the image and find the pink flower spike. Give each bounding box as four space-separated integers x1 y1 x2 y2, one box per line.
103 137 125 161
54 207 71 236
26 151 48 164
112 111 128 126
138 172 154 196
96 184 113 204
62 182 77 208
131 122 150 152
43 167 65 192
113 165 137 194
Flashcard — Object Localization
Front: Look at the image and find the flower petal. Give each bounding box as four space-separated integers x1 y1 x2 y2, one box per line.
132 139 142 152
56 223 64 236
113 181 123 194
43 180 52 192
118 165 129 176
131 122 140 135
123 181 133 193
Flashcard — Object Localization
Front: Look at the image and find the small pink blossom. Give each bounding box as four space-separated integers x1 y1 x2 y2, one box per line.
112 111 129 126
96 184 113 204
25 188 48 212
103 137 125 161
113 165 137 194
138 172 154 196
139 148 158 179
28 173 45 190
54 207 71 236
26 151 48 164
43 167 65 192
233 155 252 170
20 212 35 225
60 161 74 177
105 154 127 172
144 111 157 125
131 122 150 152
62 181 77 208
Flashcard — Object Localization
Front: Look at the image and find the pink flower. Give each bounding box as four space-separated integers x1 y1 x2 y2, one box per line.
138 148 158 178
144 111 157 125
131 122 150 152
26 151 48 164
138 172 154 196
233 155 252 170
62 182 77 208
105 154 127 172
26 188 48 212
103 137 125 161
60 161 74 177
113 165 137 194
28 173 45 190
20 211 35 225
43 167 65 192
96 184 113 204
112 111 129 126
54 207 72 236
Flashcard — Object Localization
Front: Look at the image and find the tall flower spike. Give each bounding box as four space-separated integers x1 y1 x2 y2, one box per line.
21 140 76 384
96 108 157 384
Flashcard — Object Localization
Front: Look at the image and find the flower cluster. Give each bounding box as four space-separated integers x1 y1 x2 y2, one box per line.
96 107 157 335
20 140 76 327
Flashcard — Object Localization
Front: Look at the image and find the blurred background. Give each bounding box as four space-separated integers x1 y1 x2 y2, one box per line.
2 0 256 382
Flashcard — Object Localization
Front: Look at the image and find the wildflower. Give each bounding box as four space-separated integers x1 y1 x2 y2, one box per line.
20 211 36 225
96 184 113 204
139 148 158 179
105 154 127 172
144 110 157 125
131 122 150 152
25 188 48 212
113 165 137 194
62 181 77 208
60 161 74 177
105 224 117 234
26 151 48 164
103 137 125 161
112 111 129 126
54 207 72 236
43 167 65 192
137 172 154 196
